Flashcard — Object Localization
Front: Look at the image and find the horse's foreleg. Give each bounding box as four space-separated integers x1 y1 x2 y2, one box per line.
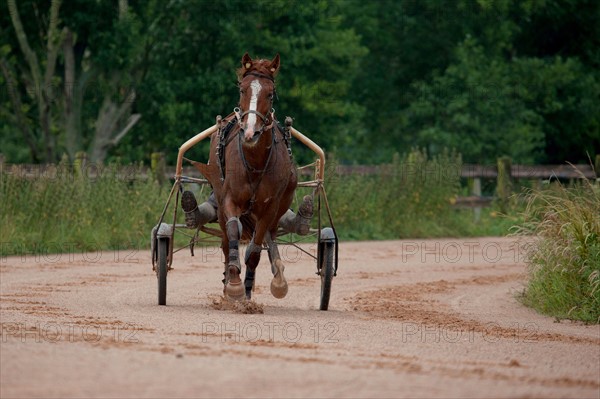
243 220 270 300
224 216 245 299
243 237 262 300
265 231 288 299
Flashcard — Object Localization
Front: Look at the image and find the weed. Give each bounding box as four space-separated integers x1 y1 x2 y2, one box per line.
514 174 600 323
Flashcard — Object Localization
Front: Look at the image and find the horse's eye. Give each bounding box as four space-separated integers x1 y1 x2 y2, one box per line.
268 93 274 99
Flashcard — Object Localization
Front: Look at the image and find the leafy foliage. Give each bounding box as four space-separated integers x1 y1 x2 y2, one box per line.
404 37 545 164
345 0 599 164
0 0 598 164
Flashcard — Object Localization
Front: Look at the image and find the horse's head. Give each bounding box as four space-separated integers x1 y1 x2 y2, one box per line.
235 53 280 144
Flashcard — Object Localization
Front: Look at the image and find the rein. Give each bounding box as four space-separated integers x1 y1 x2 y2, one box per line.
237 126 276 174
237 123 277 214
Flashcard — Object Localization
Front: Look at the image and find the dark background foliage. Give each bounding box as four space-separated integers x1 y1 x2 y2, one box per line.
1 0 598 165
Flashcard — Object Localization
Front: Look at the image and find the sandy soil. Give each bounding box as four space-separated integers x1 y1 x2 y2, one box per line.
1 237 599 398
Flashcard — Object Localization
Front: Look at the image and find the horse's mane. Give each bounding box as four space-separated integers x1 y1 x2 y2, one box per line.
236 59 278 82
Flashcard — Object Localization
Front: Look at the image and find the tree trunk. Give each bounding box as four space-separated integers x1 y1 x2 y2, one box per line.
87 0 142 164
40 0 63 162
89 90 140 163
8 0 62 162
63 27 79 160
0 57 40 162
9 0 142 164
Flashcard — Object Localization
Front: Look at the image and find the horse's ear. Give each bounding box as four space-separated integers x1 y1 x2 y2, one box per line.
268 53 280 74
242 52 252 69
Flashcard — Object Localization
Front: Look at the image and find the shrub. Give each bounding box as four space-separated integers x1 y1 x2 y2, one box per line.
515 177 600 323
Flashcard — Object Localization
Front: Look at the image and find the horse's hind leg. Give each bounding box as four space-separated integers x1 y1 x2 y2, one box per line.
265 231 288 299
244 237 262 300
224 216 245 299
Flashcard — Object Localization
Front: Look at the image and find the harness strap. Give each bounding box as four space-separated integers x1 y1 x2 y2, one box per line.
217 118 237 182
234 107 275 132
240 109 268 122
243 71 275 82
238 126 277 215
278 120 293 160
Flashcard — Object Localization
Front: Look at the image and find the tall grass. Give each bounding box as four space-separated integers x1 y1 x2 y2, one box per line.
515 177 600 323
326 149 475 239
1 161 165 256
1 149 520 258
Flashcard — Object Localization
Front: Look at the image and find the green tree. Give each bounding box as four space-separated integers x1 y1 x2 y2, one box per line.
403 37 545 164
344 0 599 164
1 0 170 163
1 0 367 165
118 0 368 165
2 0 597 165
2 0 63 162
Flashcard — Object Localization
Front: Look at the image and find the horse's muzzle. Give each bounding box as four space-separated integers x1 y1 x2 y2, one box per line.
243 128 263 144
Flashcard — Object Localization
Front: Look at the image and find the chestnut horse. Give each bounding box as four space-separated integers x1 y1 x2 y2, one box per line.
198 53 297 300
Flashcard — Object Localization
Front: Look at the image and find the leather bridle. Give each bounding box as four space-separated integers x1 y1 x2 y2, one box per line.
235 72 276 134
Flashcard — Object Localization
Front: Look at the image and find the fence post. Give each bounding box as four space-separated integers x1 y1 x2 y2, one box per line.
595 154 600 179
496 156 512 213
0 153 4 174
151 152 166 184
74 151 88 179
471 177 481 223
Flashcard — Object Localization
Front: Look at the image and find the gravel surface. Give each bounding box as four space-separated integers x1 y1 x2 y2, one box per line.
1 237 599 398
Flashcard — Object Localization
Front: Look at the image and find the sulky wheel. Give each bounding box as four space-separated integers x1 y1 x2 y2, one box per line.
319 228 336 311
157 238 169 305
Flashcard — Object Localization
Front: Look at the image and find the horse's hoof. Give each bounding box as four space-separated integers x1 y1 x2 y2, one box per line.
270 281 287 299
225 281 245 300
225 266 245 300
270 259 288 299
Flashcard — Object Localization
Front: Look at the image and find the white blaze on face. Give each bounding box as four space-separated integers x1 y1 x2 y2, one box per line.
245 79 262 140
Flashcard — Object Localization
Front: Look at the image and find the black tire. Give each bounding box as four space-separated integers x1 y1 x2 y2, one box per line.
319 239 334 311
157 238 168 306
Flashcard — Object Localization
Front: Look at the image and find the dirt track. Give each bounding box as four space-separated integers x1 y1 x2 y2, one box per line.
1 237 599 398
